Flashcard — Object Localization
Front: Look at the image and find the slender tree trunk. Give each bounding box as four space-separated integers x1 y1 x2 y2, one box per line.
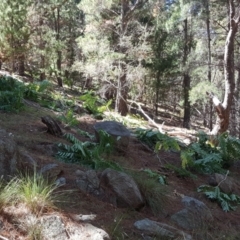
236 66 240 138
182 18 191 129
183 73 191 129
205 0 213 130
115 0 147 116
115 62 128 116
208 0 239 135
55 8 63 87
18 54 25 76
115 1 129 116
38 2 46 81
155 72 160 117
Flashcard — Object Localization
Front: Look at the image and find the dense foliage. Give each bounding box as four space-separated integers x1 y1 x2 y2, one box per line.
57 131 122 170
0 0 240 135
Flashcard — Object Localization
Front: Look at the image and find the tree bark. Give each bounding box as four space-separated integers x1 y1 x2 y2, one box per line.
182 18 191 129
115 62 128 116
115 0 147 116
183 73 191 129
18 54 25 76
205 0 213 130
208 0 239 135
55 7 63 87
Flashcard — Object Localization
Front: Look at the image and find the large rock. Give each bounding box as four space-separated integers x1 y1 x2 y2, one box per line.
0 129 20 178
39 214 110 240
208 173 240 195
76 169 104 197
134 218 192 240
99 168 145 209
171 196 213 231
93 121 130 151
40 215 67 240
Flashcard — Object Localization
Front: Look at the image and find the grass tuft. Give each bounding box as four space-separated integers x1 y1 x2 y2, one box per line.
0 172 59 215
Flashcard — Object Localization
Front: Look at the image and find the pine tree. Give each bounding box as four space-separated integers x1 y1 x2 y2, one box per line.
0 0 31 75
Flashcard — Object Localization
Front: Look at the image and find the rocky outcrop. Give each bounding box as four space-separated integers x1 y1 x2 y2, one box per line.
171 196 213 233
75 168 145 209
208 173 240 195
76 169 104 197
0 129 20 179
40 214 109 240
134 218 192 240
94 121 131 151
100 168 145 209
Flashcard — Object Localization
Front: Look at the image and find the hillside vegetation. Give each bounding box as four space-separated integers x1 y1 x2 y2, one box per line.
0 75 240 239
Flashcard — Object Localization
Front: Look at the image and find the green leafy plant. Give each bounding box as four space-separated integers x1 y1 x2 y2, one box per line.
79 91 112 118
0 76 25 112
24 80 52 102
76 129 95 140
58 109 79 127
57 132 121 170
165 164 197 179
181 132 240 174
198 185 240 212
143 168 167 185
135 128 180 152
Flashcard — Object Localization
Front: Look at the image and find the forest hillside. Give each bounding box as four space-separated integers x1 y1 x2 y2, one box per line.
1 0 240 239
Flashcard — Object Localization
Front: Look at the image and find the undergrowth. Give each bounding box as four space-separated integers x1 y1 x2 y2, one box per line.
198 185 240 212
181 132 240 174
57 130 122 170
0 76 53 112
0 171 59 215
132 171 169 215
0 76 25 112
135 128 180 152
79 91 112 119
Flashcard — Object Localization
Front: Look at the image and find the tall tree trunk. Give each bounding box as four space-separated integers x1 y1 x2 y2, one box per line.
208 0 239 135
18 54 25 76
55 8 63 87
182 18 191 129
115 1 129 116
236 66 240 138
115 62 128 116
38 1 46 81
183 73 191 129
115 0 147 116
205 0 213 130
155 71 160 117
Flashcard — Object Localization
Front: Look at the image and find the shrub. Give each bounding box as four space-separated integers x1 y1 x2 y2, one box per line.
0 172 59 215
181 132 240 174
57 131 121 170
0 76 25 112
79 91 112 118
198 185 240 212
135 128 180 152
58 109 79 127
24 80 52 102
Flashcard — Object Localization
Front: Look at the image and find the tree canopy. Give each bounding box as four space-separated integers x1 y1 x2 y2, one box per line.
1 0 240 136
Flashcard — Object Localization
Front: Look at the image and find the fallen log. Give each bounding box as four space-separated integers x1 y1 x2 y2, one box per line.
41 115 63 137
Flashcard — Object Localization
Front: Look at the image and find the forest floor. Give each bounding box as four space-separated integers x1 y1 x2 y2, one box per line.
0 87 240 239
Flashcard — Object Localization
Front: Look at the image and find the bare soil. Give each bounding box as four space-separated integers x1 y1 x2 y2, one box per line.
0 102 240 240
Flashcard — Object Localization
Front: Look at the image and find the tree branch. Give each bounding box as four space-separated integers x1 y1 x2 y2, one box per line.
130 100 164 133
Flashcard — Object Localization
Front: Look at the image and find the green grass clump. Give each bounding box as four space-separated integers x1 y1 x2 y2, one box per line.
130 171 168 215
0 172 59 215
